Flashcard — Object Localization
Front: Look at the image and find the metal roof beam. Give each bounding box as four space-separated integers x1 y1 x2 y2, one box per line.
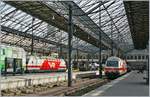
4 1 108 49
85 1 107 15
1 25 67 48
101 1 123 50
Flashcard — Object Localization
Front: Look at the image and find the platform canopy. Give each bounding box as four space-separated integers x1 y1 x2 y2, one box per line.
1 0 134 54
124 1 149 49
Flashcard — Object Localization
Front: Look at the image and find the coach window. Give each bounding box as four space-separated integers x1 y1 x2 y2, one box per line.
135 56 137 59
146 55 149 59
142 56 145 59
130 55 133 59
138 55 141 59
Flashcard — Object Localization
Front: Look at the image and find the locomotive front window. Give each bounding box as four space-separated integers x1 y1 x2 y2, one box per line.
106 61 118 67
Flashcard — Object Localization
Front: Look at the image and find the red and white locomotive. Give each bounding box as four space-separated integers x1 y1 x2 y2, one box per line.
26 53 67 72
104 56 127 78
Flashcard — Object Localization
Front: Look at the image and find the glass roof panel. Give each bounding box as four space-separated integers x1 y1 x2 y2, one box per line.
1 1 134 53
73 0 133 51
1 1 97 53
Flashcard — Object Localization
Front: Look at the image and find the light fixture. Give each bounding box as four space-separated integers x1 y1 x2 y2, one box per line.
52 15 55 20
74 28 76 32
88 35 89 39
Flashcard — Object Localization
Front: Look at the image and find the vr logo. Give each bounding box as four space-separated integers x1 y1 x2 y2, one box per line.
49 62 55 68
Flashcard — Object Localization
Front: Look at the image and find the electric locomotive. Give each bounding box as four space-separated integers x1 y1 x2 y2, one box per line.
104 56 127 79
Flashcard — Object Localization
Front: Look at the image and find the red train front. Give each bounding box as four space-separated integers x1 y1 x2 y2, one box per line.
104 56 127 79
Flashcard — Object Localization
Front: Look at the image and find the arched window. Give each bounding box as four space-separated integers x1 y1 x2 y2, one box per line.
80 56 82 59
83 56 86 59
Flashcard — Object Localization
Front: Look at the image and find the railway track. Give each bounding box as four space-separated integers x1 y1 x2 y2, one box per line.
1 78 109 96
29 78 109 96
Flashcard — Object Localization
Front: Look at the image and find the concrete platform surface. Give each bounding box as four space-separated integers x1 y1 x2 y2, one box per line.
1 71 99 90
83 71 149 96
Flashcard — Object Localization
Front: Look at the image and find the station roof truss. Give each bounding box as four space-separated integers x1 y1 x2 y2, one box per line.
1 0 134 54
124 1 149 49
72 0 134 51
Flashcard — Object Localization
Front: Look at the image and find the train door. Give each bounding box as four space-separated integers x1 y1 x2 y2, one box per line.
14 58 23 74
4 58 23 76
4 58 14 75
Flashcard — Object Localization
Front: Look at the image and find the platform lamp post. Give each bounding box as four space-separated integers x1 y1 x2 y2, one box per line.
68 4 73 87
99 3 102 78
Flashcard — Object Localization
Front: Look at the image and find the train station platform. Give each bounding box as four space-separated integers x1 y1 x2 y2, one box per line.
83 71 149 96
1 71 100 90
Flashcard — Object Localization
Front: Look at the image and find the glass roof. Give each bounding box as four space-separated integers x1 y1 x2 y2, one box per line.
44 0 134 51
0 0 134 54
74 0 133 48
0 1 100 53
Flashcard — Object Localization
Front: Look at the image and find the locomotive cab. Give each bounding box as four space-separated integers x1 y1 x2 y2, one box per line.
104 56 127 79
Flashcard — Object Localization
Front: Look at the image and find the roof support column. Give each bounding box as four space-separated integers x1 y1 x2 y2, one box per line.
68 4 73 87
59 45 63 58
59 31 63 58
76 39 79 63
0 12 1 76
99 2 102 78
117 36 120 57
31 17 35 55
111 21 114 56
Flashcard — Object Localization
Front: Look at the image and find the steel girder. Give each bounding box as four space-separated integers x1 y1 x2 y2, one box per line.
4 1 110 50
1 25 67 48
0 2 103 53
74 0 134 52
